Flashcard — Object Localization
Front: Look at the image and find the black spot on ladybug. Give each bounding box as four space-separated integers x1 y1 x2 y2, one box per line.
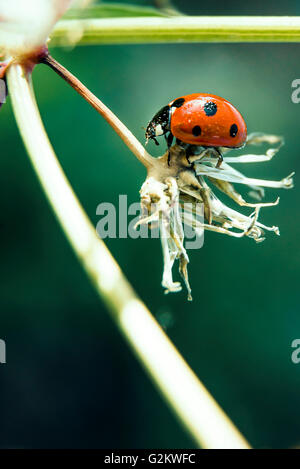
192 125 202 137
172 98 185 108
204 101 217 116
230 124 238 137
229 124 238 137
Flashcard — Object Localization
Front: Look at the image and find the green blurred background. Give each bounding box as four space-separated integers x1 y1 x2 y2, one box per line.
0 0 300 449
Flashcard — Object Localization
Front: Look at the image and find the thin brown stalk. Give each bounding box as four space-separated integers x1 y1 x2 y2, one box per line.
41 54 155 169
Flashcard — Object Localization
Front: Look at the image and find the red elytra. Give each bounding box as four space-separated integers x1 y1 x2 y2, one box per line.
169 93 247 148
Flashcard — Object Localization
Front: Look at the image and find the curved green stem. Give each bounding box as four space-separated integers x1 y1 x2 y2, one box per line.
52 16 300 46
7 63 250 450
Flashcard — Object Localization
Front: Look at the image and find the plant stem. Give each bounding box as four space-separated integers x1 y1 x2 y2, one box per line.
52 16 300 46
41 54 154 169
7 63 250 449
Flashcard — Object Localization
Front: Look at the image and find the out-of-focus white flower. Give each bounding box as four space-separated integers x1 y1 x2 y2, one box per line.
137 133 294 300
0 0 72 58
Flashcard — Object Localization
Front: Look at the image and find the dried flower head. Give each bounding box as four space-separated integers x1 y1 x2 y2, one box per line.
137 133 294 300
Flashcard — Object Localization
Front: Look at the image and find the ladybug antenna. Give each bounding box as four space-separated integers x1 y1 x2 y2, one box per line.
145 136 159 146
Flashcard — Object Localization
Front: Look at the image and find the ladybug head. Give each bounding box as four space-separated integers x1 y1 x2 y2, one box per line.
145 105 170 145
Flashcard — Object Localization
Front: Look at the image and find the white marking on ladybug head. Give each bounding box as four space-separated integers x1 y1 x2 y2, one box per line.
155 124 164 136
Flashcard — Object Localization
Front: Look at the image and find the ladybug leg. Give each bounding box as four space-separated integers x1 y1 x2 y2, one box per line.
184 145 203 165
215 148 223 168
176 141 197 166
165 132 174 166
166 132 174 148
185 145 194 166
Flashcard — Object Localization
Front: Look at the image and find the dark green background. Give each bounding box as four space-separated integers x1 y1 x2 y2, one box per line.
0 0 299 449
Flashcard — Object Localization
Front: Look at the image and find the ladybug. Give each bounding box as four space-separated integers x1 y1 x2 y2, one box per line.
145 93 247 167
